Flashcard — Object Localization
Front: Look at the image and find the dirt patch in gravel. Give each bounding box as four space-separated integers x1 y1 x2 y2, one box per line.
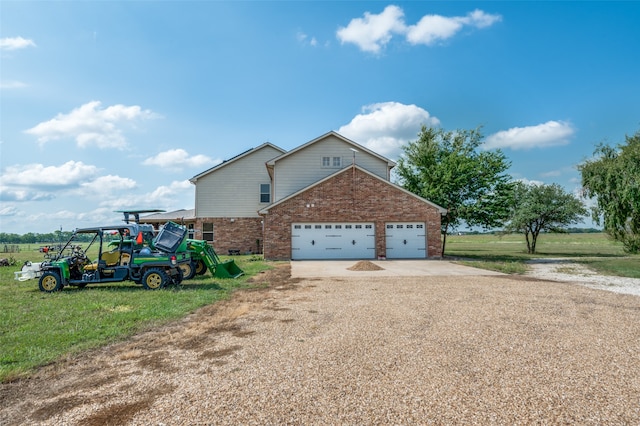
3 262 640 424
526 257 640 296
347 260 385 271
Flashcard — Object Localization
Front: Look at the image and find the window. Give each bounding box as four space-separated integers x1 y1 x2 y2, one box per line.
188 224 195 239
202 223 214 242
322 156 342 168
294 225 301 229
260 183 270 203
325 225 332 229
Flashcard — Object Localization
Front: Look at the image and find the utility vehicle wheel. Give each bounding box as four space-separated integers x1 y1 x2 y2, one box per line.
39 271 63 293
195 260 207 275
179 261 196 280
141 268 169 290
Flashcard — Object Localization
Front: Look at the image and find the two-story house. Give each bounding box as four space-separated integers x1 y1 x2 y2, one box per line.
187 131 446 260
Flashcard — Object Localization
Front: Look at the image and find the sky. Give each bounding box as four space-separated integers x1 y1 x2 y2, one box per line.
1 1 639 235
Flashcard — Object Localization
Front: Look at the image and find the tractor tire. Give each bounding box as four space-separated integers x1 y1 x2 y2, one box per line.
195 260 207 275
172 267 184 286
141 268 169 290
39 271 63 293
179 261 196 280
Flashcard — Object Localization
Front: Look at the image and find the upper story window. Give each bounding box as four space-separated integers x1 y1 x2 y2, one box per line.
322 156 342 168
260 183 270 203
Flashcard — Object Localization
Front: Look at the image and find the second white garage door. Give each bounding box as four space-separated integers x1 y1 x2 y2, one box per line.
291 223 375 260
385 222 427 259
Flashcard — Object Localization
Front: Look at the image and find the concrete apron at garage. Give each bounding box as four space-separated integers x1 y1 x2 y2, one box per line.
290 260 506 278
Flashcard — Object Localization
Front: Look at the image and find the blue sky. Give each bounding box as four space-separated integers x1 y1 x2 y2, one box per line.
1 1 639 234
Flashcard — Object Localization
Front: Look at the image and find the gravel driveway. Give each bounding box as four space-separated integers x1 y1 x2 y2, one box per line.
2 262 640 424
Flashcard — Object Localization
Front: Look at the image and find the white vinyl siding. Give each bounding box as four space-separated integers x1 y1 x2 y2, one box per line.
195 145 283 217
273 135 389 202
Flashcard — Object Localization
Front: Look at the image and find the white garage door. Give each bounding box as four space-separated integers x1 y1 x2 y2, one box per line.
291 223 375 260
385 222 427 259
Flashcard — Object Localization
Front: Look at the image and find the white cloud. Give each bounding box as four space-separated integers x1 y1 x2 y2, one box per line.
337 5 406 53
2 161 99 188
24 101 158 149
0 36 36 50
466 9 503 28
406 15 464 46
0 206 18 216
0 80 28 90
77 175 137 196
106 180 193 210
484 121 575 150
142 149 220 171
0 186 54 202
338 102 440 158
337 6 501 53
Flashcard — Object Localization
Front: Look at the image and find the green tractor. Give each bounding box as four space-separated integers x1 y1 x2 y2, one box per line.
17 221 192 292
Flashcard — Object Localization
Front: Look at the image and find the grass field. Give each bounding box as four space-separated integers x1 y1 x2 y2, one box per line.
446 232 640 277
0 247 271 382
1 233 638 383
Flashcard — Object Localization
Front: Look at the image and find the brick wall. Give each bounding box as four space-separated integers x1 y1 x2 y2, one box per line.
194 217 263 255
261 167 443 260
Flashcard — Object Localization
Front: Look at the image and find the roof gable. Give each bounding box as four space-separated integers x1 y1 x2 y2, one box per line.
258 165 446 214
190 142 286 183
266 131 395 168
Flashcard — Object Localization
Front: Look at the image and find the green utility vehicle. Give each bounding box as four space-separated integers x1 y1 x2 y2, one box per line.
17 221 191 292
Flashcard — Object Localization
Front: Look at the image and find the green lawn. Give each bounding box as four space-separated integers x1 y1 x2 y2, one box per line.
446 232 640 277
0 247 271 382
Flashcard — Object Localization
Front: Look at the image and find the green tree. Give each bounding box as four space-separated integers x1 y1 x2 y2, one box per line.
578 130 640 253
396 126 513 255
504 182 587 254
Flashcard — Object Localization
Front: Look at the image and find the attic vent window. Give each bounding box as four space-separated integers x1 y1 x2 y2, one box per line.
322 156 342 168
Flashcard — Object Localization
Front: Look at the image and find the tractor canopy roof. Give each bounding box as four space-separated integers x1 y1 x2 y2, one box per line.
73 223 154 235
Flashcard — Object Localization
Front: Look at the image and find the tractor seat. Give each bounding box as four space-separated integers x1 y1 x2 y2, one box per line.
84 251 121 271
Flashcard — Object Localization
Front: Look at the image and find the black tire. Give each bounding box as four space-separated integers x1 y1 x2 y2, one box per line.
179 261 196 280
195 260 207 275
172 267 184 286
141 268 169 290
39 271 63 293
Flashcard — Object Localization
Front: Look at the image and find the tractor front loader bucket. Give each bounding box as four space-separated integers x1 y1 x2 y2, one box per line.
187 239 244 279
214 259 244 278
